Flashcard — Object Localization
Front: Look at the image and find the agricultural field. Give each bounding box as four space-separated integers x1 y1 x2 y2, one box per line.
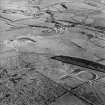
0 0 105 105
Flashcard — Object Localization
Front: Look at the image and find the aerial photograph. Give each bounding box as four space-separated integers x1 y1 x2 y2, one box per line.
0 0 105 105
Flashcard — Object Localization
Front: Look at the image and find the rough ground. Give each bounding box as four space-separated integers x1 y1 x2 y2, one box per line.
0 0 105 105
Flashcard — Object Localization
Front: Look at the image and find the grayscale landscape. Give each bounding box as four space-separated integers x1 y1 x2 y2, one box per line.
0 0 105 105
